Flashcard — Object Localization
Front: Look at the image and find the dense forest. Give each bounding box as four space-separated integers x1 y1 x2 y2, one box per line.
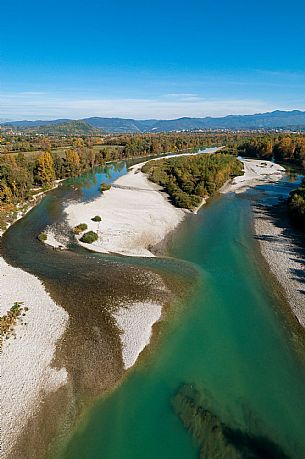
142 154 243 210
233 135 305 166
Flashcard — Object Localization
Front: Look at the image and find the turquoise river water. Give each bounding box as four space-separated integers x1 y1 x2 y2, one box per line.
56 165 305 458
3 157 305 459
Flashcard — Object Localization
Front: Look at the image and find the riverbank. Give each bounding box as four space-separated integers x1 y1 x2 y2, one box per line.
221 158 285 193
223 159 305 328
253 202 305 328
0 180 63 238
0 257 68 459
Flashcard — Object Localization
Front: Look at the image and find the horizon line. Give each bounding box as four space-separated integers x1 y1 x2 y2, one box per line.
1 108 305 123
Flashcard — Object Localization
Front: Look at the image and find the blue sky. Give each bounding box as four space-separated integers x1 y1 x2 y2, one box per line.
1 0 305 120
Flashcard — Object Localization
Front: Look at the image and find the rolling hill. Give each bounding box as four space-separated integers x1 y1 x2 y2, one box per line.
2 110 305 133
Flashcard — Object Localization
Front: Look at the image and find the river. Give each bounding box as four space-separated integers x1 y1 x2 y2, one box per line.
2 156 305 459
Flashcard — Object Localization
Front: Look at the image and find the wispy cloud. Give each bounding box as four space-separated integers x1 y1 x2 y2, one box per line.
19 91 47 96
254 69 305 79
0 91 303 120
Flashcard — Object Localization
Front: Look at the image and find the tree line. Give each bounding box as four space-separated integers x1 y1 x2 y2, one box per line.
106 132 305 167
233 134 305 166
0 144 143 206
2 131 304 168
0 149 100 204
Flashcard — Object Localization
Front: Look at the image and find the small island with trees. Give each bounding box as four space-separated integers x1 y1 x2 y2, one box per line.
142 154 243 210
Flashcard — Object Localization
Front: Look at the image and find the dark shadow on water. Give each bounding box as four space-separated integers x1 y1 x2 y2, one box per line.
172 384 291 459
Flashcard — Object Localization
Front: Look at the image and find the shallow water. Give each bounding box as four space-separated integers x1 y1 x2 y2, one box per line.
3 158 305 459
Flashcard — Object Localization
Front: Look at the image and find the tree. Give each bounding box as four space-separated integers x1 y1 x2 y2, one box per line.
35 152 56 185
274 137 295 161
65 149 80 176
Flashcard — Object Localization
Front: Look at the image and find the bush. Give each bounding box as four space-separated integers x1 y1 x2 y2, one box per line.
80 231 98 244
0 301 25 344
91 215 102 222
100 183 111 193
288 179 305 230
73 223 88 234
37 232 47 242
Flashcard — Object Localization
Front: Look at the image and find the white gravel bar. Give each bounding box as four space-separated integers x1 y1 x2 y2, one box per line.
113 301 162 369
0 257 68 459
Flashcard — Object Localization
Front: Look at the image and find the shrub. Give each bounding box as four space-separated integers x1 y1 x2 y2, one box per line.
80 231 98 244
91 215 102 222
0 301 25 345
37 232 47 242
288 179 305 230
100 183 111 193
73 223 88 234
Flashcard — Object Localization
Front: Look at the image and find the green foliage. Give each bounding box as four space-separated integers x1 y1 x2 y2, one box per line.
288 179 305 230
91 215 102 222
1 301 26 346
100 183 111 192
143 154 243 210
37 232 47 242
80 230 98 244
73 223 88 234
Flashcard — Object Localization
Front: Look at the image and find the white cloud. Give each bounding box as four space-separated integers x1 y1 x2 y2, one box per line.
0 92 303 120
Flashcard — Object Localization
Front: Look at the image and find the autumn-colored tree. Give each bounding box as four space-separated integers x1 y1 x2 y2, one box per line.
35 151 56 185
65 149 80 176
274 136 295 161
258 140 273 159
40 136 52 151
0 182 13 203
73 137 85 148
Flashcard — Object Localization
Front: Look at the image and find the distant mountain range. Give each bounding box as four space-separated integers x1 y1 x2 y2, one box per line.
1 110 305 134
